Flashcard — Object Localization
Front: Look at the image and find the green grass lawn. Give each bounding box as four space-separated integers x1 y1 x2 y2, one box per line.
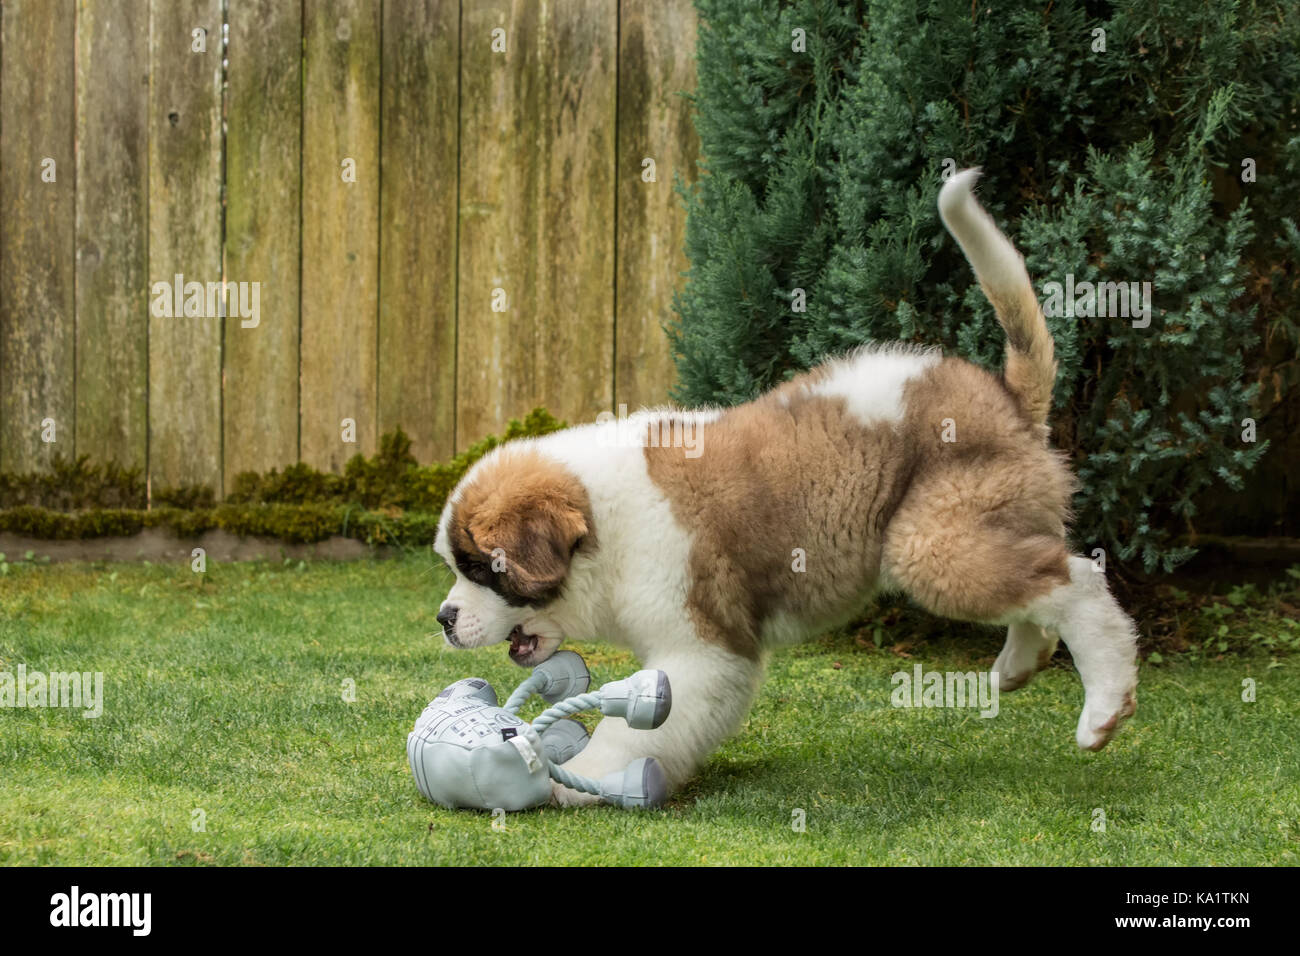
1 554 1296 865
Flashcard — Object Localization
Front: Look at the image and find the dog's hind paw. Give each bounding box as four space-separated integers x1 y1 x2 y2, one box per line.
1075 690 1137 751
992 627 1058 692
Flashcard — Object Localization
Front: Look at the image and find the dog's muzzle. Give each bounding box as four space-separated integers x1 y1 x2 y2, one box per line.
437 605 460 645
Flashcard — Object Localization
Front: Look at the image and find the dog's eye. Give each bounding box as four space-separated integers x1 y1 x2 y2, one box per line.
452 546 493 585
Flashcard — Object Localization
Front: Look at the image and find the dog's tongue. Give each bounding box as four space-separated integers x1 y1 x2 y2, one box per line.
509 626 537 657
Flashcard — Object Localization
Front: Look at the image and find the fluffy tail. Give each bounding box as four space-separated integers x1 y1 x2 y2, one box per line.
938 168 1056 428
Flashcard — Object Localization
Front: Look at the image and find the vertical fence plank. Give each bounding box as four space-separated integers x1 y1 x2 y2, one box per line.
534 0 616 431
224 0 302 486
457 0 616 448
76 0 149 471
148 0 224 492
0 0 75 473
379 0 458 464
616 0 698 409
301 0 381 472
456 0 537 449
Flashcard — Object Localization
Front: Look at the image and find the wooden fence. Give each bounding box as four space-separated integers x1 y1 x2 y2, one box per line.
0 0 699 492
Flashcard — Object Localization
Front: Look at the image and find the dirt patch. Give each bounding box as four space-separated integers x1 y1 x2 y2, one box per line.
0 528 396 563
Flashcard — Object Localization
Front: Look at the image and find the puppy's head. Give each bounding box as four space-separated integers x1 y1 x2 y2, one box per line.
434 447 592 666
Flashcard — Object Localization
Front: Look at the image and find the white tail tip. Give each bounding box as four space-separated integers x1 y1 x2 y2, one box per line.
937 167 983 229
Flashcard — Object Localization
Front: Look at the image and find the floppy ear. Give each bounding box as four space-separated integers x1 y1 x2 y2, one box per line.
468 497 588 603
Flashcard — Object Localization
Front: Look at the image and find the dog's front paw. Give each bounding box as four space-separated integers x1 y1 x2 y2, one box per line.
550 780 602 808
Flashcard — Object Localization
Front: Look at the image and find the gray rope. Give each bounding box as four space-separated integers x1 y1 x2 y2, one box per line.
548 761 601 796
531 693 605 797
503 674 544 715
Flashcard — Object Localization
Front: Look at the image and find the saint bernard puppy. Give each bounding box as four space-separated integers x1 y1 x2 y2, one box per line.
433 169 1139 806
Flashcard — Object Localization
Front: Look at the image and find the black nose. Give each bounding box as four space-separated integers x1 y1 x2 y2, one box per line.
436 606 459 632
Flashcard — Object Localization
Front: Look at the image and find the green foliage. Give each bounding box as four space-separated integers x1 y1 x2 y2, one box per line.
0 409 567 546
673 0 1300 572
0 455 146 510
225 462 341 507
228 408 566 513
1143 566 1300 662
0 503 445 549
153 484 216 510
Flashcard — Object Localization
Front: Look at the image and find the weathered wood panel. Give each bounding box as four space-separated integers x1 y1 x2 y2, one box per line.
75 0 149 471
378 0 459 464
456 0 535 449
0 0 75 472
1 1 700 479
616 0 698 410
301 0 381 471
147 0 224 491
224 0 303 486
456 0 617 448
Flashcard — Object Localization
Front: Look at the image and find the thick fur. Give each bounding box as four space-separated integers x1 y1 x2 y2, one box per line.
433 170 1139 805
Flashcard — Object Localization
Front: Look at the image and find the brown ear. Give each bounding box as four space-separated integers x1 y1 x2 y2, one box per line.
457 452 593 604
469 499 587 603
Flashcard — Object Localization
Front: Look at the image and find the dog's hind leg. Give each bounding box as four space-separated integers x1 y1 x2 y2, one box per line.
993 620 1058 691
1014 556 1138 750
882 474 1137 751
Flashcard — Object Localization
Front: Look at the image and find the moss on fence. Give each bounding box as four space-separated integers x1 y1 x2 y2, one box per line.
0 408 564 547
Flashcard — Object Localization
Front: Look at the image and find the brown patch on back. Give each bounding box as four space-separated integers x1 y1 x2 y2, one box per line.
644 365 915 660
645 355 1076 656
448 448 594 605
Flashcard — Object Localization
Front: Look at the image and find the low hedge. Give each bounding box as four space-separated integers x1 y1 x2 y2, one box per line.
0 409 564 547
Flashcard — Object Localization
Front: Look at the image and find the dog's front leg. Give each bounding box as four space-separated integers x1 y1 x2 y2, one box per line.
551 644 765 807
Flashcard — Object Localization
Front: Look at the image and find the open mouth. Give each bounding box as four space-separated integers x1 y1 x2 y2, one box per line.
508 626 539 663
